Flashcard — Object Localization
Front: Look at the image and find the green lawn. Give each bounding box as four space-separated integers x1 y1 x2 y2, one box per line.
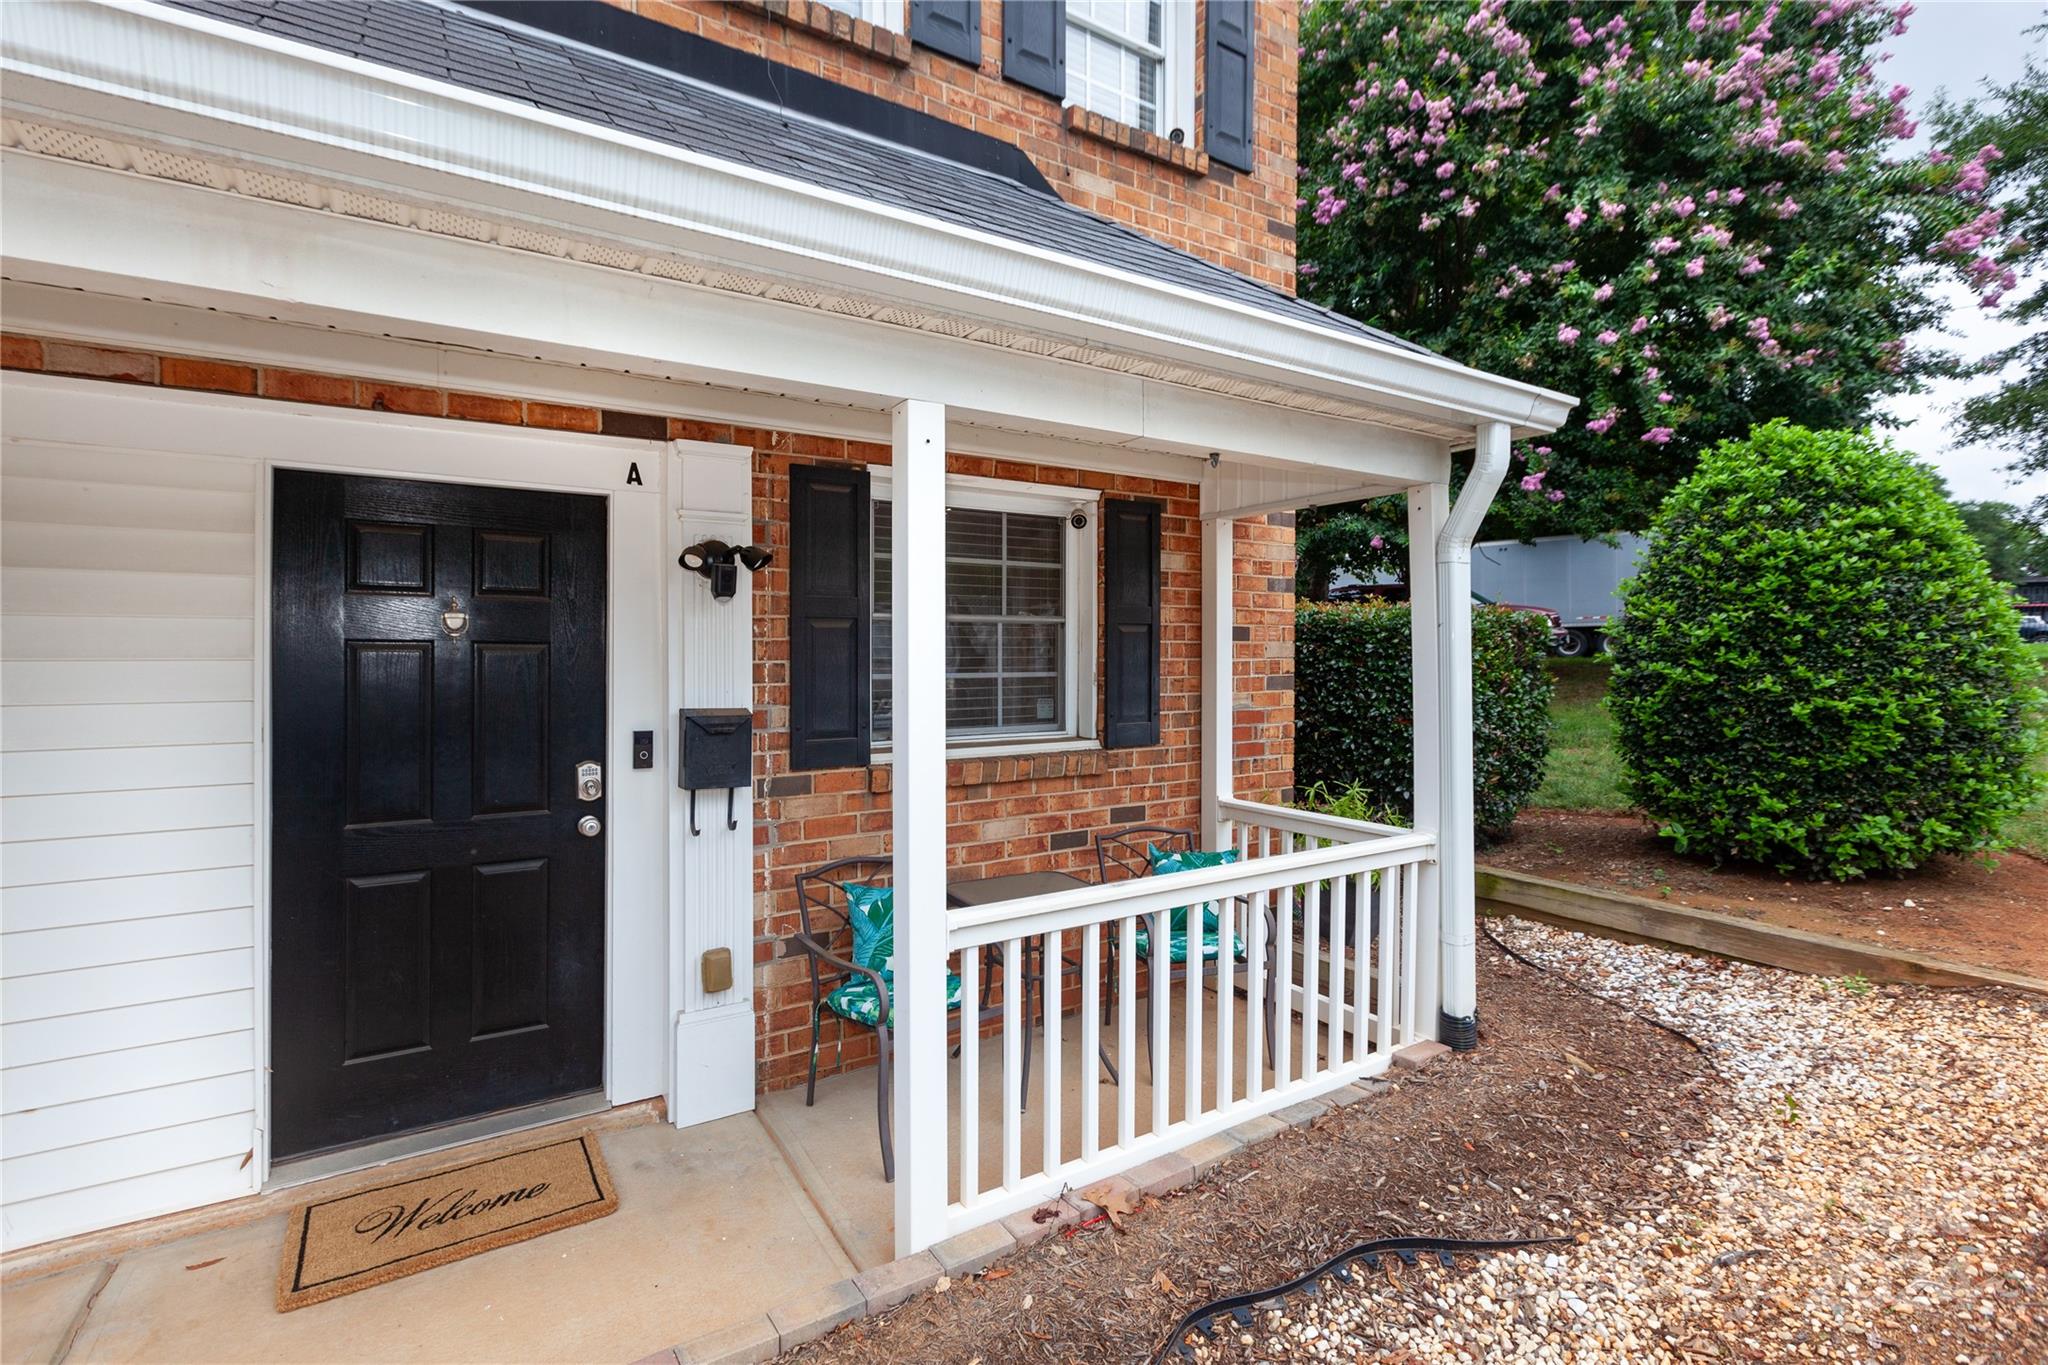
1530 646 2048 858
1531 659 1627 811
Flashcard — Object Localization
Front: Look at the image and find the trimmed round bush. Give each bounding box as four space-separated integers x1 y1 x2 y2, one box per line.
1295 600 1553 839
1611 421 2044 879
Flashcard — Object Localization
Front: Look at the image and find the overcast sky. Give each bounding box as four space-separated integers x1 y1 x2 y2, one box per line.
1881 0 2047 505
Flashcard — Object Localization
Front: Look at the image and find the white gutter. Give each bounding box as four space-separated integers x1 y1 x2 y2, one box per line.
1434 420 1512 1048
0 0 1576 437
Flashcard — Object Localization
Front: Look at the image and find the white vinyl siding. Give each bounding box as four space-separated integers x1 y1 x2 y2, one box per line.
1 428 261 1250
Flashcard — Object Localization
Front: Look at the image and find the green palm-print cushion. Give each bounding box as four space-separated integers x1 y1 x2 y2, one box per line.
844 883 894 973
1135 845 1244 962
823 884 962 1026
824 972 963 1027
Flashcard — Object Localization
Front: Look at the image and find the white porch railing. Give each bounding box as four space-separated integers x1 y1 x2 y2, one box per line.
930 801 1434 1241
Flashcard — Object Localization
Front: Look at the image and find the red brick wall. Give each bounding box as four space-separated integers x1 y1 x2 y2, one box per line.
607 1 1300 291
1 335 1294 1094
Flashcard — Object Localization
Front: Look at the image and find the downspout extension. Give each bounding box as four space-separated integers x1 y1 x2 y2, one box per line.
1434 420 1511 1051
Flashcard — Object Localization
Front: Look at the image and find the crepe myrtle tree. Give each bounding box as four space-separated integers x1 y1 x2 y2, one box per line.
1296 0 2021 547
1930 38 2048 516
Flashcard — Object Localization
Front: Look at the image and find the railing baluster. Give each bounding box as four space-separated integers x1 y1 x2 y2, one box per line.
1351 871 1368 1065
1246 825 1269 1100
959 943 980 1206
1117 914 1136 1149
1216 877 1235 1109
1184 887 1203 1123
1273 834 1293 1087
1300 837 1322 1078
1042 928 1062 1177
1375 867 1399 1058
1080 921 1101 1163
1328 862 1348 1073
1002 937 1021 1189
1401 860 1419 1043
1149 907 1169 1137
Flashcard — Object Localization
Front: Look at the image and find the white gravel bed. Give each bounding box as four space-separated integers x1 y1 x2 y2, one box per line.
1197 920 2047 1363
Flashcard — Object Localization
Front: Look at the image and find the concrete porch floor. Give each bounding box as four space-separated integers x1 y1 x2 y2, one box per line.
1 1112 855 1365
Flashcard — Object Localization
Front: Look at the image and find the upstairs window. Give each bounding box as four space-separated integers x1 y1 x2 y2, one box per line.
1065 1 1191 137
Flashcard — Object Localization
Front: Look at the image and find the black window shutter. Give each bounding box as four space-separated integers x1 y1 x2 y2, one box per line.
910 1 981 65
1205 0 1255 172
789 463 872 771
1002 0 1065 99
1102 499 1162 749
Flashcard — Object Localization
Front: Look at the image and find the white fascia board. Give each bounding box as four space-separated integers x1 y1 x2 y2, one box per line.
3 151 1446 486
0 0 1575 438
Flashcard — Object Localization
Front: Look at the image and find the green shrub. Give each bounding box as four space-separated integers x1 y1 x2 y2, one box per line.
1610 422 2045 879
1295 601 1553 839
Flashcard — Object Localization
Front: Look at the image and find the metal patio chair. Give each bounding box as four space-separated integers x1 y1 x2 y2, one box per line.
1094 826 1280 1082
794 857 940 1183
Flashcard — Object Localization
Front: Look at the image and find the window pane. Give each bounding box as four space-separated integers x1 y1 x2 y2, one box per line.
1006 513 1063 564
1006 564 1063 618
946 620 999 674
947 560 1003 617
1002 622 1062 674
947 676 999 731
946 507 1003 560
871 616 892 742
1001 676 1062 729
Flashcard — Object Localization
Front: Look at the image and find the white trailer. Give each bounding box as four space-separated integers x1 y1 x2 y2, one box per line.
1471 532 1650 656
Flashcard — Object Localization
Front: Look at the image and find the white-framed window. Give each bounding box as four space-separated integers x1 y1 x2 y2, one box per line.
815 0 903 31
870 474 1100 750
1065 1 1194 138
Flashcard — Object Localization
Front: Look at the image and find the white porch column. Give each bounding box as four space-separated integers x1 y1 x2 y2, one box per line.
1432 421 1512 1048
890 399 949 1256
1405 482 1447 1042
1200 474 1234 848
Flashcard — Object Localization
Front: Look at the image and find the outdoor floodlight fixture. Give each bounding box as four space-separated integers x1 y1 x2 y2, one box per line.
679 538 774 600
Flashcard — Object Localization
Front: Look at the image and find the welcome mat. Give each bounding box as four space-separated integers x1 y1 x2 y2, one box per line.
277 1134 617 1311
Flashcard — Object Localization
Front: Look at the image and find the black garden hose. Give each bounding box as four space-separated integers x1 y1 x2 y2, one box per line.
1150 1232 1569 1362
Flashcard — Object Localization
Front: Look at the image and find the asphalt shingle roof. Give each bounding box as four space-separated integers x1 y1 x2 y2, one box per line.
168 0 1434 358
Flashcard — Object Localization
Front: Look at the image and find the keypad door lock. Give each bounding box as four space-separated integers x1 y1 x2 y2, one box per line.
576 760 603 802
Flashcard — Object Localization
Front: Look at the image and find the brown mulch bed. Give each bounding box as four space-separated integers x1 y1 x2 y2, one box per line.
1489 809 2048 981
784 941 1721 1364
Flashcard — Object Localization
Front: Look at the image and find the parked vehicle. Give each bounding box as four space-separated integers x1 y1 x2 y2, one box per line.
2020 613 2048 643
1471 532 1650 656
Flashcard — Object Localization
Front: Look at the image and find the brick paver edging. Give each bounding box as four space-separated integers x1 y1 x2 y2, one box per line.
641 1046 1441 1364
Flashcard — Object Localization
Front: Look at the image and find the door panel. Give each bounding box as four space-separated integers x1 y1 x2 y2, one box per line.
271 471 607 1160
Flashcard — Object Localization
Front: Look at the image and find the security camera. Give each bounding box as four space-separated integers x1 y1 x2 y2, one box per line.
680 539 775 600
1069 509 1090 530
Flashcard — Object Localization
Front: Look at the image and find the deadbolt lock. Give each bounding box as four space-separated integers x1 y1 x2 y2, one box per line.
576 760 603 801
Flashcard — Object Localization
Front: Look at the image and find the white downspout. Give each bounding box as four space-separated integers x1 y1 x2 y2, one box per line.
1434 420 1511 1048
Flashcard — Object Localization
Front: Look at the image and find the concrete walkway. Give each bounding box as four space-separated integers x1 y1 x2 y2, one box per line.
1 1114 854 1364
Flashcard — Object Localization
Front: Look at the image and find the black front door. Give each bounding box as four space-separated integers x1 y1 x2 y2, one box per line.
271 470 607 1160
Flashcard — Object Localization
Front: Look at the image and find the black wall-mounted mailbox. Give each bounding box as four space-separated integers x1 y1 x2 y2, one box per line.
680 708 752 792
680 708 752 835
